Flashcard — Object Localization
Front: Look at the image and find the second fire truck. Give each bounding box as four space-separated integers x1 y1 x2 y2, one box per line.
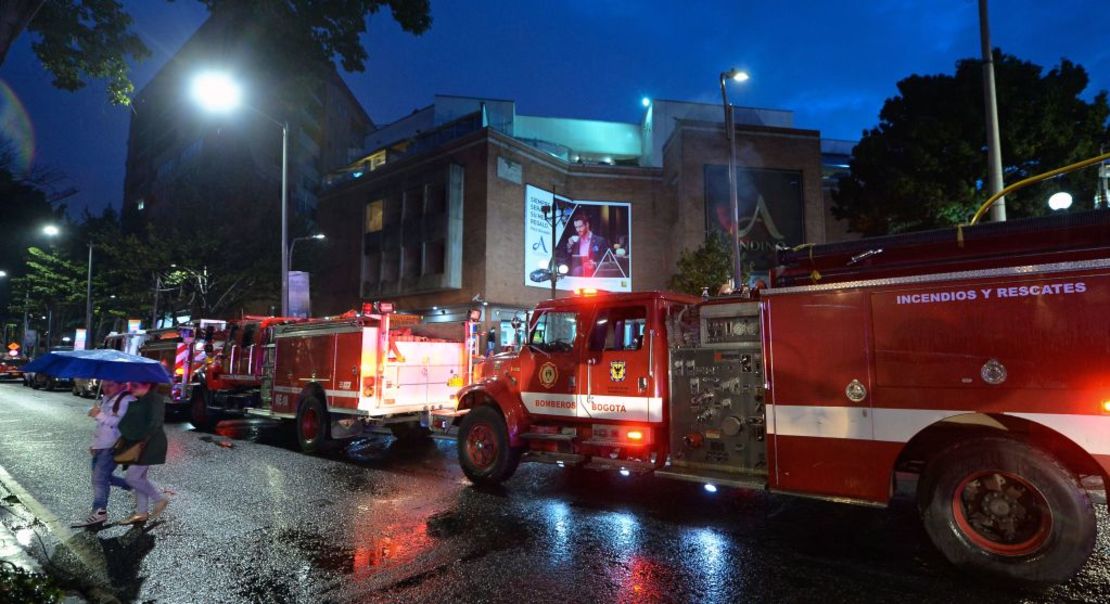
191 304 478 452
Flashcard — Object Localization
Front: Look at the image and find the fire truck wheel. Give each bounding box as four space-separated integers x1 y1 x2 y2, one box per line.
296 395 331 454
918 437 1096 585
457 406 522 486
190 388 214 431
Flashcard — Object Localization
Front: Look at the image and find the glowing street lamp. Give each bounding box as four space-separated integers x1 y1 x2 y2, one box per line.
719 68 750 288
1048 191 1073 211
191 72 242 113
191 70 290 316
289 233 326 269
42 224 60 237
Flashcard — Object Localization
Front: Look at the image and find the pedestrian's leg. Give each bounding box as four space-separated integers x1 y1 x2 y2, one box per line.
91 449 113 511
124 465 157 516
106 456 132 492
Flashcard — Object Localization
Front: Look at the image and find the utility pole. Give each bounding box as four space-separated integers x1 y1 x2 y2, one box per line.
550 190 559 300
151 272 160 329
979 0 1006 222
85 243 93 349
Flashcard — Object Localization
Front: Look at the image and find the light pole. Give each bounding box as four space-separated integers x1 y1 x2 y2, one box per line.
37 225 60 351
191 71 290 315
289 233 326 270
541 203 569 299
978 0 1006 222
85 243 93 349
719 68 750 289
0 270 7 347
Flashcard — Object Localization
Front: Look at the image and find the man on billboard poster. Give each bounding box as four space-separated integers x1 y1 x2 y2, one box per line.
563 211 610 277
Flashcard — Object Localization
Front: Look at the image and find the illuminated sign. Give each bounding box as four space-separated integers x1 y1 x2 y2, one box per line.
524 185 631 292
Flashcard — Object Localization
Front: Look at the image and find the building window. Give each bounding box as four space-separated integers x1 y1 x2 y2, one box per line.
425 240 445 275
365 200 383 233
402 245 420 279
362 252 380 284
403 186 424 219
381 249 399 282
426 183 446 215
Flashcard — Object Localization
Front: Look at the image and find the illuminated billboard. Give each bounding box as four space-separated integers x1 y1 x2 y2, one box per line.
705 166 804 272
524 185 632 292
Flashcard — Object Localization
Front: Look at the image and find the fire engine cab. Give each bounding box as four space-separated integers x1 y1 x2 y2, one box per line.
192 304 477 452
445 209 1110 584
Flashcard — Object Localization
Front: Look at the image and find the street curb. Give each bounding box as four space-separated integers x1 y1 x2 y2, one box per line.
0 465 121 604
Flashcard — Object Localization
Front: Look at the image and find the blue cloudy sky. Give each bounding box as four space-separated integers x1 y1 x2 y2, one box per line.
2 0 1107 216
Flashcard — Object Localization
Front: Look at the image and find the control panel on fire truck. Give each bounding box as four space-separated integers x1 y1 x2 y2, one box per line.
668 301 766 476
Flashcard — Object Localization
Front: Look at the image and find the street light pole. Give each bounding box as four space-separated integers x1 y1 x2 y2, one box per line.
85 243 93 349
978 0 1006 222
280 120 289 317
720 69 749 288
190 72 290 317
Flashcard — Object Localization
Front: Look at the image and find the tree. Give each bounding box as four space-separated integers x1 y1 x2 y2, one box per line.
0 0 149 105
669 233 734 296
1 0 431 105
834 51 1110 236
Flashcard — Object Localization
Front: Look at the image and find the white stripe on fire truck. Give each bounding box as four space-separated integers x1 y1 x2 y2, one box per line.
767 404 1110 455
272 385 359 399
521 392 664 422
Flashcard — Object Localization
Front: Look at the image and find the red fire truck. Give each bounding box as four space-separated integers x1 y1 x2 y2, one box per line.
135 320 226 413
442 210 1110 584
191 305 478 452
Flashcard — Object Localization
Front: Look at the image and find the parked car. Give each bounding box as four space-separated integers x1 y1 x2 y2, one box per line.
24 346 75 391
72 377 100 398
0 356 27 381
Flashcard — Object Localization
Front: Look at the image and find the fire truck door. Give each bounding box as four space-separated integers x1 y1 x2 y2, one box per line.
520 308 583 418
765 289 883 502
583 304 658 422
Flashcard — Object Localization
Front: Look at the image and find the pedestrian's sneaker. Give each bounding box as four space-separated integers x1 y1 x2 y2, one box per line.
71 509 108 528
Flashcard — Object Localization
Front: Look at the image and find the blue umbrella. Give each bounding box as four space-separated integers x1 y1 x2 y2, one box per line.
24 349 172 384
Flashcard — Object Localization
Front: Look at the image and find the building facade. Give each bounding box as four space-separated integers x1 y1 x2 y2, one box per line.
316 96 850 347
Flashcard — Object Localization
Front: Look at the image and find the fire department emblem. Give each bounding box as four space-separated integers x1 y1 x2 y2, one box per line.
609 360 627 383
538 362 558 388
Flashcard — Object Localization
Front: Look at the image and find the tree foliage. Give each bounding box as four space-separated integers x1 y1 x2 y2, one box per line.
669 233 733 296
198 0 431 74
834 51 1110 236
0 0 432 105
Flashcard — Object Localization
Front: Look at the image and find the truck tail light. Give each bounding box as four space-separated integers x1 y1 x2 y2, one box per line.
626 430 643 441
1102 400 1110 414
362 376 376 397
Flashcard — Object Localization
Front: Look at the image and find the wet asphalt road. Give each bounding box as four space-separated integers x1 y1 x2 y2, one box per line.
0 382 1107 603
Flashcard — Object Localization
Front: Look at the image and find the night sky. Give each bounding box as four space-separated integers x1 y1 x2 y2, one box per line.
2 0 1107 217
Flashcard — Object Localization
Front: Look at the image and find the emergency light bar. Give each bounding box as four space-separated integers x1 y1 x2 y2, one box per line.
361 301 396 315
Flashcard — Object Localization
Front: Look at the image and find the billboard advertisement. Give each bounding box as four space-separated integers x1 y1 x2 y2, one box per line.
704 166 804 279
524 185 632 292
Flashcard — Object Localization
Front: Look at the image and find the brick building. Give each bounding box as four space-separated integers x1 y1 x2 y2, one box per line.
316 95 848 346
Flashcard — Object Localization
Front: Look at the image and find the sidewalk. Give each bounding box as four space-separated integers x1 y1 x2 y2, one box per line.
0 474 95 604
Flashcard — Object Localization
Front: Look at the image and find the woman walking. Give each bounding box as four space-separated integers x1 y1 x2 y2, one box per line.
117 381 170 524
71 380 135 528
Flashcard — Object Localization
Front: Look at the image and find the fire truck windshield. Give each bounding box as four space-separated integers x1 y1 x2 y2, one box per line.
528 310 577 353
